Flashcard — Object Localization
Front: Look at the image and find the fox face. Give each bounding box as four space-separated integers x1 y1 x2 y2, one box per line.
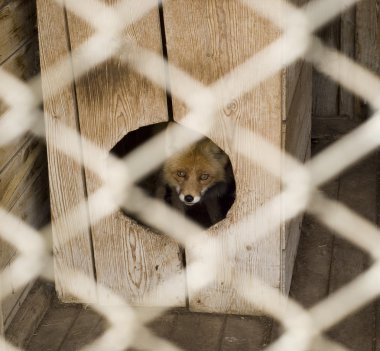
162 139 229 206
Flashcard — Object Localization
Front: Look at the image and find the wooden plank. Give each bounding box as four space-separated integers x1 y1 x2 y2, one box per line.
0 0 36 64
356 0 380 118
220 315 271 351
0 141 48 268
284 63 312 162
59 307 105 351
339 8 355 119
26 297 81 351
164 0 282 315
284 0 310 118
377 299 380 351
327 158 376 350
61 2 184 305
356 0 380 75
289 134 342 308
149 311 178 339
311 117 359 140
0 139 44 214
0 38 40 170
36 0 97 302
284 61 304 118
0 292 3 335
0 142 48 328
281 62 312 294
170 312 225 351
2 281 33 330
312 19 340 118
5 281 53 347
289 181 339 307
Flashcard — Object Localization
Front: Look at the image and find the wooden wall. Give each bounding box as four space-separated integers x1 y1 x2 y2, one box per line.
312 2 377 124
0 0 49 332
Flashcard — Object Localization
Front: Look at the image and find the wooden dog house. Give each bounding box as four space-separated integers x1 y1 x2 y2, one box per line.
37 0 311 315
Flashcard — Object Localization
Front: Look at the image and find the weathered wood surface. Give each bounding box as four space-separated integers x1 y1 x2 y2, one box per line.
327 158 376 351
0 303 3 335
285 0 310 118
170 313 225 351
281 62 312 294
38 0 186 305
36 0 97 302
26 297 81 351
0 0 36 64
220 316 272 351
290 180 339 307
59 307 105 351
312 19 340 118
356 0 380 118
340 7 356 119
2 282 33 330
164 0 283 315
0 0 49 331
0 39 39 169
5 281 53 347
0 140 46 265
356 0 380 75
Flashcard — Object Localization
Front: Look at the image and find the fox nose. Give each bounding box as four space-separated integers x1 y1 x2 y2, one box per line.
184 195 194 203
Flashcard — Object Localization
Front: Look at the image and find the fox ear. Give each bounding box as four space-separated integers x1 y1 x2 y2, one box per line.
204 140 229 167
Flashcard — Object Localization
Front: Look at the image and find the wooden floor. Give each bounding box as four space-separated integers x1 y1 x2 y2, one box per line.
5 123 380 350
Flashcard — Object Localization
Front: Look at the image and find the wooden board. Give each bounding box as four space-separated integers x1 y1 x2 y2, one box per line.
0 38 40 174
281 62 312 294
1 166 49 325
339 8 355 119
284 0 310 118
170 313 225 351
327 159 376 350
0 139 49 326
220 316 272 350
36 0 97 302
356 0 380 75
0 2 45 331
0 139 45 267
62 2 185 305
59 307 105 351
356 0 380 118
312 19 340 118
163 0 283 314
5 281 52 346
26 298 81 351
290 179 339 307
0 0 36 64
2 282 33 330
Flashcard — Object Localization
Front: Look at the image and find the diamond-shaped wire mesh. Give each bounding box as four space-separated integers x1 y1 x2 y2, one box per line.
1 0 380 350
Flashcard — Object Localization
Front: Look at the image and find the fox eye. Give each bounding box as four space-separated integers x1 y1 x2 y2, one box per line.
200 173 209 180
177 170 186 177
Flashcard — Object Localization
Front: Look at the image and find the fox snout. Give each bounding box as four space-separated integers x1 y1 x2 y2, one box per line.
178 192 201 206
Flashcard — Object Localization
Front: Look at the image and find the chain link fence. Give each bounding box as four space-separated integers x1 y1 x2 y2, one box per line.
1 0 380 350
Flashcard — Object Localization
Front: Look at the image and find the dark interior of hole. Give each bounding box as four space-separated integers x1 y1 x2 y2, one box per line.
110 122 236 231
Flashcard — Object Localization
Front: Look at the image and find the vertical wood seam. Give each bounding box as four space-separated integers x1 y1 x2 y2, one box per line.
62 6 98 284
158 1 173 123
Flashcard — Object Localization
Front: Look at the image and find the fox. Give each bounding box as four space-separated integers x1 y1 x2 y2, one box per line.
159 137 235 227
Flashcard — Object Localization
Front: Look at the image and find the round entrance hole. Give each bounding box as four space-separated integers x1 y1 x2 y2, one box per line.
110 122 236 231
